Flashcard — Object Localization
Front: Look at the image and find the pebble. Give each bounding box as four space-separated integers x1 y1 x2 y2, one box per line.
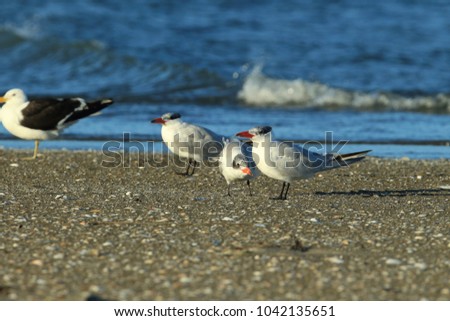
327 257 344 264
413 263 427 270
30 259 44 267
386 258 402 265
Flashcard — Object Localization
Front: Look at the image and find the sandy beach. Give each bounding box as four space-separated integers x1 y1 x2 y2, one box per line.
0 150 449 300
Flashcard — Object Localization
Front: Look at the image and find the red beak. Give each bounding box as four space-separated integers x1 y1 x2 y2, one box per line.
151 117 166 124
241 167 252 176
236 131 254 138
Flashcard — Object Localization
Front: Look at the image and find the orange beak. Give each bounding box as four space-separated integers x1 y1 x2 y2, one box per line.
151 117 165 124
241 167 252 176
0 96 6 103
236 130 254 138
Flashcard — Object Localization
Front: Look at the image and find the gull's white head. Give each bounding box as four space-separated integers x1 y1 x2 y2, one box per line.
0 88 28 105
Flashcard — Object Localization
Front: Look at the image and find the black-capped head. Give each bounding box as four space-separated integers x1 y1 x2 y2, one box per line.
236 126 272 138
232 156 253 176
151 112 181 124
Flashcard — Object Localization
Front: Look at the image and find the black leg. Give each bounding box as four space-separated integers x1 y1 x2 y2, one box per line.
272 182 286 200
178 159 195 176
189 160 197 176
279 182 286 199
283 183 290 200
227 184 232 197
185 160 191 175
176 159 192 176
247 180 252 196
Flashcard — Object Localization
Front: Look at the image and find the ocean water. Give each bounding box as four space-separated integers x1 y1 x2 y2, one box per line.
0 0 449 159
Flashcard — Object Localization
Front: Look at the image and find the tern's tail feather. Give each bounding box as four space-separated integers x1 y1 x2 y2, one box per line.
331 150 371 168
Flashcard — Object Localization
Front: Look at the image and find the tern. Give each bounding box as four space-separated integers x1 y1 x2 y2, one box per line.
0 88 113 159
236 126 371 200
218 139 260 196
151 113 224 176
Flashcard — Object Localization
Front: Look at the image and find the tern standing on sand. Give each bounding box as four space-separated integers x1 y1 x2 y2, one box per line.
151 113 225 176
0 88 113 159
218 139 260 196
236 126 371 200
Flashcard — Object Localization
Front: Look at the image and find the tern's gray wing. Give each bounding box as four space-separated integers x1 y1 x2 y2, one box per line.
270 141 326 173
174 123 225 159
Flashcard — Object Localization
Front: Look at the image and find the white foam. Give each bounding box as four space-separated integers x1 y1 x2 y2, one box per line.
238 66 450 112
0 16 42 40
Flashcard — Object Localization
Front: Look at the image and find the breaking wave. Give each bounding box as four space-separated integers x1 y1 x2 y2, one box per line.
238 66 450 113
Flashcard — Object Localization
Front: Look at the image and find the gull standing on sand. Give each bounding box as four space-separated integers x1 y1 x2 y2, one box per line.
236 126 371 200
151 113 225 176
0 88 113 159
218 139 260 196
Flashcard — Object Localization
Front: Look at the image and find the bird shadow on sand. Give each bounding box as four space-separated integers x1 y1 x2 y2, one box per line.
315 189 450 197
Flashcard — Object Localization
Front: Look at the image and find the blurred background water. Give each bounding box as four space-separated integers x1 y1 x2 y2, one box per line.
0 0 449 158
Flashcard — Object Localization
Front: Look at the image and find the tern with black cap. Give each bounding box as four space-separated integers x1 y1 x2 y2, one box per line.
151 113 225 176
236 126 371 200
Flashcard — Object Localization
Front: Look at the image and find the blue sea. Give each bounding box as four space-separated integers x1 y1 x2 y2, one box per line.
0 0 449 159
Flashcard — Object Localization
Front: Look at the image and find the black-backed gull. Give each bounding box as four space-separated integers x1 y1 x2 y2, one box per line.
0 88 113 159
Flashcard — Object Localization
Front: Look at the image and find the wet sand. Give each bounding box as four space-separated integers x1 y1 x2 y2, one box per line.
0 150 449 300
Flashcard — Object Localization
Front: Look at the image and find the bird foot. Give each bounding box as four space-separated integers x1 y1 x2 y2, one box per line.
271 196 287 201
21 154 42 160
175 172 193 177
